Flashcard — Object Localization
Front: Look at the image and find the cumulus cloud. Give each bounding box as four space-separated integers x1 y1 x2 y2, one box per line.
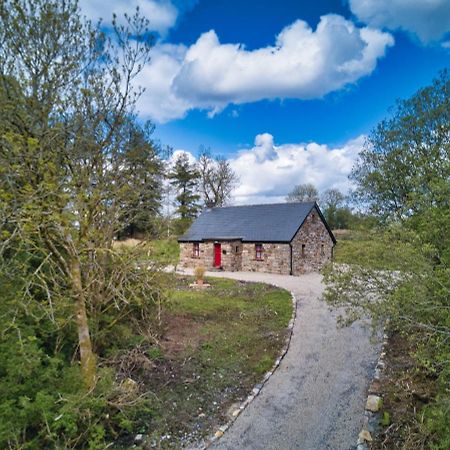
349 0 450 43
137 14 393 122
174 134 364 205
79 0 178 34
229 133 364 204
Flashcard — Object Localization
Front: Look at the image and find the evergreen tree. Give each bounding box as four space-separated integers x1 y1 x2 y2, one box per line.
169 153 201 220
118 122 164 238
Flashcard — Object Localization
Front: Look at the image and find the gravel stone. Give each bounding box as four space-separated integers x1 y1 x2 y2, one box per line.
179 270 381 450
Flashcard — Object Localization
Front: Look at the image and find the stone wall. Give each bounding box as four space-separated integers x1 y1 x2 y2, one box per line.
241 243 291 275
179 242 213 269
179 241 243 271
291 207 334 275
218 240 242 271
179 207 334 275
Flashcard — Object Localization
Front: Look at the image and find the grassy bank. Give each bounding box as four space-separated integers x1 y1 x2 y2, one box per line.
113 275 292 448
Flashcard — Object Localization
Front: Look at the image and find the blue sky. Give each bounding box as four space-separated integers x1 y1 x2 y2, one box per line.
80 0 450 204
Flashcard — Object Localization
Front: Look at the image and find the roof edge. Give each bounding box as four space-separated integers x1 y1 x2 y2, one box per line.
288 202 337 244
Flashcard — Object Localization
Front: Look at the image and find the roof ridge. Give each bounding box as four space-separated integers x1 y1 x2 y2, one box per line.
207 201 316 210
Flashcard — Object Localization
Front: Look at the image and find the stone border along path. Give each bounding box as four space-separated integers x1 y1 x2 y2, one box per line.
356 331 389 449
178 269 382 450
198 280 298 449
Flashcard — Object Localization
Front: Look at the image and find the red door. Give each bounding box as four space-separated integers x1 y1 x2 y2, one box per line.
214 243 221 267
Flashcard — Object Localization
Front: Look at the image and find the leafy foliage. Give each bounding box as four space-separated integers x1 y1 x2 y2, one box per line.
325 71 450 448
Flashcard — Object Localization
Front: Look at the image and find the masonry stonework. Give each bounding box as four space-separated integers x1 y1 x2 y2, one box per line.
291 208 334 275
178 206 334 275
240 243 290 275
179 240 243 272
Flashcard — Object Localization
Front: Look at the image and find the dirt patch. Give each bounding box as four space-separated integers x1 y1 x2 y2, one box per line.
160 314 206 357
371 331 438 449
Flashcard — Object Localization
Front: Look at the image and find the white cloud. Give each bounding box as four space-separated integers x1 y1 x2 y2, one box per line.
137 14 393 122
79 0 178 34
229 133 364 205
173 134 364 205
349 0 450 43
136 43 191 122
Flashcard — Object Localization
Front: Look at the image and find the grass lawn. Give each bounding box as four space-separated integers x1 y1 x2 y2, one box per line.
148 239 180 266
332 229 417 270
112 275 292 448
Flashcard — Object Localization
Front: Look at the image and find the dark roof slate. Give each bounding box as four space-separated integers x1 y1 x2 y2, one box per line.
178 202 336 243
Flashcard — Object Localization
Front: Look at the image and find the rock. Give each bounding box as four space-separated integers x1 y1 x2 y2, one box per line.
358 429 373 442
366 395 383 412
263 371 272 381
214 430 224 438
369 379 382 394
377 360 386 370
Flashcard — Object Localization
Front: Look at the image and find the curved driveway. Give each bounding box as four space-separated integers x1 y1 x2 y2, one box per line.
189 270 381 450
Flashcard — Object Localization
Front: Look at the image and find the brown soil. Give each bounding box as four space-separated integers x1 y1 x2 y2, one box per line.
160 314 206 357
371 331 438 449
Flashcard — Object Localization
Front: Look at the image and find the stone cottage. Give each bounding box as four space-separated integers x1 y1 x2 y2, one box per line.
178 202 336 275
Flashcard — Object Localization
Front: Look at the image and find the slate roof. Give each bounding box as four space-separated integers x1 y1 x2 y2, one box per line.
178 202 336 244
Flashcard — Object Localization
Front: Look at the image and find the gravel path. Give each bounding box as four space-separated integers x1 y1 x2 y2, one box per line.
181 269 381 450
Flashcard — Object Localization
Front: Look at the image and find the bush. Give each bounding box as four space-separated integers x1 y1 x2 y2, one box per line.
194 266 205 282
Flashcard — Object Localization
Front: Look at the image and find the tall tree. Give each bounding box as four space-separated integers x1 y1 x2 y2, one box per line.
169 153 201 219
118 122 164 238
198 147 238 207
0 0 162 388
286 183 319 203
351 70 449 222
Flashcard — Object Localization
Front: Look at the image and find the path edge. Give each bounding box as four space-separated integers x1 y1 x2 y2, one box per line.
191 284 298 450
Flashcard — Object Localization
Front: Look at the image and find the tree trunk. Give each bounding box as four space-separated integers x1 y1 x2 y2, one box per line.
70 258 96 389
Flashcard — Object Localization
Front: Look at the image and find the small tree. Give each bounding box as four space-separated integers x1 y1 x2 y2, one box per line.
321 188 347 229
286 183 319 203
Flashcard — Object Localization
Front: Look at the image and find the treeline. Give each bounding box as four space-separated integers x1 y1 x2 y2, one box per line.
285 182 373 230
165 149 238 236
117 149 238 239
325 71 450 448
